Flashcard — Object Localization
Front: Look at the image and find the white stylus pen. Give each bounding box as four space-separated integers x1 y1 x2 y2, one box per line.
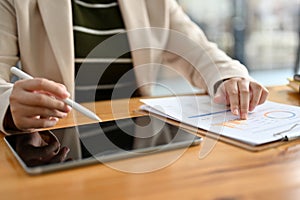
10 67 101 121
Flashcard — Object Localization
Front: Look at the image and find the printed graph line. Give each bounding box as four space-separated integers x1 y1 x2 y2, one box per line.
188 109 231 118
213 119 245 129
264 110 296 119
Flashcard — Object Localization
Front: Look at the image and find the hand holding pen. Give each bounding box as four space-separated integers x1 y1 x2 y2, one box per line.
8 67 100 131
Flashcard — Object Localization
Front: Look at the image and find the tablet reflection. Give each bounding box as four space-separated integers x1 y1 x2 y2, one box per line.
14 131 71 167
7 116 198 170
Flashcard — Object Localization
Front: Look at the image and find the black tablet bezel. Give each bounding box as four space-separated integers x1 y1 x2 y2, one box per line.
4 116 201 175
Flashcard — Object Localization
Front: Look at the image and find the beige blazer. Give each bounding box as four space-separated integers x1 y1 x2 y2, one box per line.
0 0 249 133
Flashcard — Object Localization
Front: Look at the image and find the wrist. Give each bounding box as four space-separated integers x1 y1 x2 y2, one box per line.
3 106 20 132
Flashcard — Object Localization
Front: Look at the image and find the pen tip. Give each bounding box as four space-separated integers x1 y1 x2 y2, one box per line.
94 115 102 122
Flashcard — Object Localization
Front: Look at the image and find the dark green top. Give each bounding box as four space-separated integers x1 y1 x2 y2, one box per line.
72 0 138 102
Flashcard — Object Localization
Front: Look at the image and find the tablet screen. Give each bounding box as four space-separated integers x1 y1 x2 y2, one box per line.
4 116 201 174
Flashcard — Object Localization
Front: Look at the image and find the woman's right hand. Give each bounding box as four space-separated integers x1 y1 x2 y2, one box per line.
9 78 72 131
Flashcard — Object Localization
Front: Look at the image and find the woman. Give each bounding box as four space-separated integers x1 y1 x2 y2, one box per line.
0 0 268 133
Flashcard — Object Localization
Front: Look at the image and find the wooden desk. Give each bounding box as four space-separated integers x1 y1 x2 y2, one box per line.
1 85 300 200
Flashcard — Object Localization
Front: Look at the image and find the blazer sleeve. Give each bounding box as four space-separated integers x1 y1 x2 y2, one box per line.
162 0 250 95
0 0 20 134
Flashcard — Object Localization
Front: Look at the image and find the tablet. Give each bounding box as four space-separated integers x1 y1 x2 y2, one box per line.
4 116 201 175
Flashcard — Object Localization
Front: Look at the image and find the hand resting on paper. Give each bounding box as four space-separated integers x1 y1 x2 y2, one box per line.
213 77 269 120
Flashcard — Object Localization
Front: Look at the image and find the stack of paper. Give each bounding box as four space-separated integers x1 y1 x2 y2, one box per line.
287 77 300 92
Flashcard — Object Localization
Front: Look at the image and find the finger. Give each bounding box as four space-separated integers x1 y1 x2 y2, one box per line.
11 104 69 119
14 78 70 99
11 89 70 113
10 104 67 130
258 88 269 105
13 116 59 130
249 83 269 111
213 82 230 105
225 81 240 116
50 147 70 163
249 84 262 111
237 79 250 119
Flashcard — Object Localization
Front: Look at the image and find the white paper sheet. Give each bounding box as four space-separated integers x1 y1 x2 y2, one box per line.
140 96 300 146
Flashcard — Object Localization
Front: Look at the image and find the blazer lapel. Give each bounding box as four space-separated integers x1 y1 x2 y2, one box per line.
37 0 74 92
118 0 150 29
118 0 158 95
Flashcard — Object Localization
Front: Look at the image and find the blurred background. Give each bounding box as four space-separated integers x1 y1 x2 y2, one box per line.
177 0 300 86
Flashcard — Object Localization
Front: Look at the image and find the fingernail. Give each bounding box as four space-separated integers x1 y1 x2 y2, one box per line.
63 91 70 99
241 113 248 120
50 117 59 122
61 112 68 118
233 109 239 115
66 105 72 112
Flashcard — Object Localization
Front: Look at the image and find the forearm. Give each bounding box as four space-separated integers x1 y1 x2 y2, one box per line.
168 0 250 95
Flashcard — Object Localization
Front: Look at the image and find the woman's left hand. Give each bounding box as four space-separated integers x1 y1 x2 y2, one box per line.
213 77 269 119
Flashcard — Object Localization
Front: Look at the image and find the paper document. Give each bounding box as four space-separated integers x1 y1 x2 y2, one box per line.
140 96 300 146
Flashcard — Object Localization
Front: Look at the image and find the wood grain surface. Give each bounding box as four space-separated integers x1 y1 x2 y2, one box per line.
1 85 300 200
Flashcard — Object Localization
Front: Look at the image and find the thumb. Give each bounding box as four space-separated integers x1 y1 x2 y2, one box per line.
213 88 228 105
